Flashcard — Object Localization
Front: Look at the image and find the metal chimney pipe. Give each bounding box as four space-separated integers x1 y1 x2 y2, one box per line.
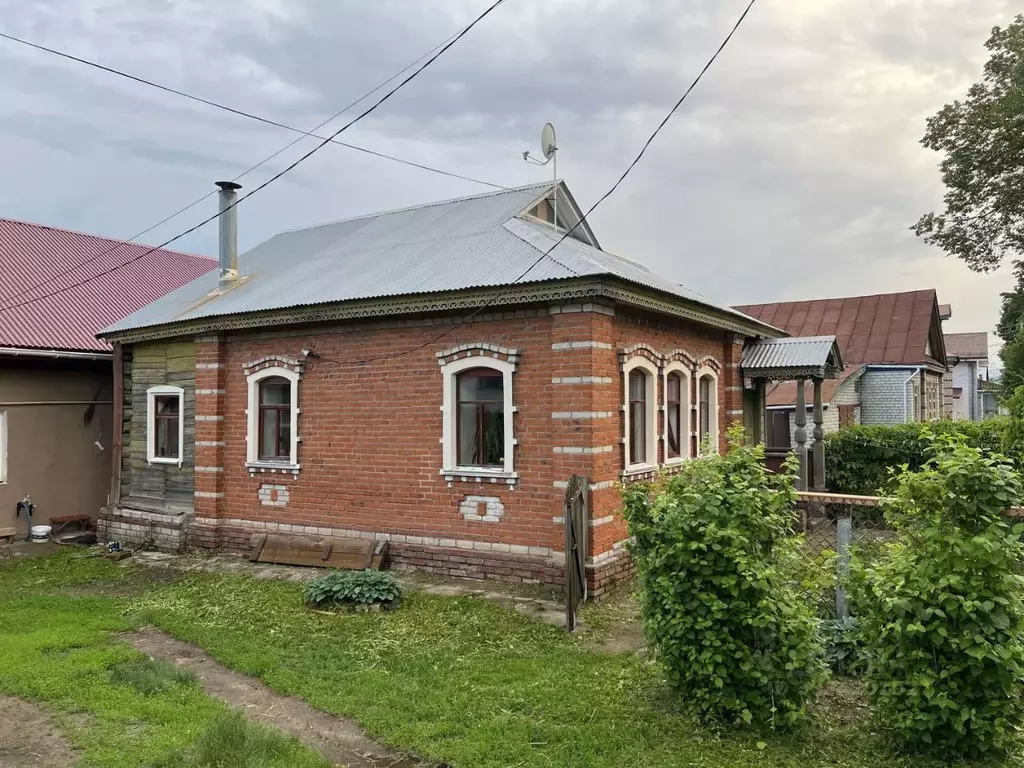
215 181 242 286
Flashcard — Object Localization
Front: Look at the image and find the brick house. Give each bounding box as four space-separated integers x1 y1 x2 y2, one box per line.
99 181 783 595
734 290 950 452
0 217 214 535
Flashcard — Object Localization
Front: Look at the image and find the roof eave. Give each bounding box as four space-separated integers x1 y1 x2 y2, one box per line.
101 275 787 345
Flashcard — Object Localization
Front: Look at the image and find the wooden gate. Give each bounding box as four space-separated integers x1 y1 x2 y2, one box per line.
563 474 589 631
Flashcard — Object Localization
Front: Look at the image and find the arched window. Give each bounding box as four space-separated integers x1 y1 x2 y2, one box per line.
456 368 505 467
258 376 292 461
628 370 648 464
246 366 300 467
666 372 683 460
439 352 516 478
696 367 719 455
622 356 658 470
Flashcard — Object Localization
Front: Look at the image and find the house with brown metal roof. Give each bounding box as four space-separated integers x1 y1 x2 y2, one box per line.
0 217 215 537
733 289 950 449
944 331 989 421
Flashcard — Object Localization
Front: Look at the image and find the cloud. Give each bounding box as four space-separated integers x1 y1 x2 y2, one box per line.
0 0 1016 347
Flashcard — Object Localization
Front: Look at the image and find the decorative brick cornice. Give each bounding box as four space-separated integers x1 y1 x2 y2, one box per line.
436 343 519 368
242 354 305 376
695 354 722 373
618 343 663 368
663 349 697 368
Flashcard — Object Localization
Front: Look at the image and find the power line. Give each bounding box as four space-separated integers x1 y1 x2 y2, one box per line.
322 0 760 366
0 0 509 314
0 21 505 311
0 31 505 190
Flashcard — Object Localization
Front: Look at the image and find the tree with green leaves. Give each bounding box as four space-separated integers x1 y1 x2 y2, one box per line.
912 16 1024 272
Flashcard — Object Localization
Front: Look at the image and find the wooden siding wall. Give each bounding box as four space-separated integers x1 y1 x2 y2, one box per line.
121 340 196 512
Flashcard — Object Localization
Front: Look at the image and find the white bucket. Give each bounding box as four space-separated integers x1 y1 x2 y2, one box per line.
30 525 52 542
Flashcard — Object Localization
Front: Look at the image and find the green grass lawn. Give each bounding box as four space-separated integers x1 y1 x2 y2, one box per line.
0 552 1016 767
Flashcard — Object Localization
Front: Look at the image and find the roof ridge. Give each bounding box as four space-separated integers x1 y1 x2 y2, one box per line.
0 216 213 262
277 180 555 236
733 288 936 308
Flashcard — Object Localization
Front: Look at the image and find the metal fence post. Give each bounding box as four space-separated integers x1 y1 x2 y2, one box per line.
835 510 853 619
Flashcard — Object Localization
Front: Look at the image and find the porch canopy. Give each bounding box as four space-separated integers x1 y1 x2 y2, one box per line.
741 335 844 490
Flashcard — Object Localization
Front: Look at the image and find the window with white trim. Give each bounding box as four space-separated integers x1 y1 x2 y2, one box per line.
246 366 300 467
622 357 658 469
146 385 184 465
440 356 515 476
663 363 691 462
0 410 7 483
696 367 719 455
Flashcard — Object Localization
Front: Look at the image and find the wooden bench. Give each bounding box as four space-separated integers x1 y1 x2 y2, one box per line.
48 514 92 536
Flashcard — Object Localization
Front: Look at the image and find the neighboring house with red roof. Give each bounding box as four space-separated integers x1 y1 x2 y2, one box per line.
944 331 989 421
734 289 950 450
0 217 215 535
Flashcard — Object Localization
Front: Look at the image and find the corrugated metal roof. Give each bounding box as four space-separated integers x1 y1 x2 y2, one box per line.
104 181 777 337
741 335 842 370
0 218 216 352
944 332 988 361
734 290 945 367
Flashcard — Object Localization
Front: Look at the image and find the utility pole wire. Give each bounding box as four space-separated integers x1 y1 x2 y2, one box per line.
0 0 509 313
0 18 505 307
326 0 760 366
0 31 505 191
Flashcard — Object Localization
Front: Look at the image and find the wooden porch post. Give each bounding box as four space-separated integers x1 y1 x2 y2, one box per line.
794 377 808 491
812 377 826 491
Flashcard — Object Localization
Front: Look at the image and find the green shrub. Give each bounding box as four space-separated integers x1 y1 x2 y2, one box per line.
851 437 1024 756
824 419 1022 495
622 430 827 727
823 617 865 677
303 570 401 608
108 657 196 695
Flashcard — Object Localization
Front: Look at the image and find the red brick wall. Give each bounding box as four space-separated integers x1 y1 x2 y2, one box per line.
153 304 745 594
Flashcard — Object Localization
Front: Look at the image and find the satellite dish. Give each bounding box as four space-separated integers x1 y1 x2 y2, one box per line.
541 122 557 160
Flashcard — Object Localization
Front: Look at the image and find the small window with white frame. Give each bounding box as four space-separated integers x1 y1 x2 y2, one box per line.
246 366 301 467
696 366 719 455
146 385 184 465
439 351 516 478
622 356 658 470
663 363 691 463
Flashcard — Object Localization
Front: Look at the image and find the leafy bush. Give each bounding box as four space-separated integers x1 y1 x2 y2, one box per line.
109 657 196 695
851 438 1024 756
304 570 401 608
824 419 1023 495
622 429 827 727
823 618 865 677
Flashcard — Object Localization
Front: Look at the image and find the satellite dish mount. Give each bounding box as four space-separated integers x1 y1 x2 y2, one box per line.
523 122 558 228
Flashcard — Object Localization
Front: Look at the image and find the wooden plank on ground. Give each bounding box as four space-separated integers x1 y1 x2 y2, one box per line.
249 534 267 562
254 534 375 570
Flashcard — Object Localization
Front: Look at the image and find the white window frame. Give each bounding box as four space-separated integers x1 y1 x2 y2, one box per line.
662 362 691 464
440 356 516 478
623 357 659 471
0 410 7 483
696 366 720 456
246 366 300 468
146 385 185 466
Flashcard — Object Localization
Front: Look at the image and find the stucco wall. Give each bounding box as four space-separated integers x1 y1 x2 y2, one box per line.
0 359 112 533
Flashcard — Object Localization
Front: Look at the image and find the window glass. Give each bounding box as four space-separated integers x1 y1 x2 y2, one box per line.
456 369 504 467
258 377 292 460
629 370 647 464
699 375 712 441
154 394 180 459
666 373 682 459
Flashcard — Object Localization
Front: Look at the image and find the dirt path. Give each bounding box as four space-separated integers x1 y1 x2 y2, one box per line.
126 628 420 768
0 694 78 767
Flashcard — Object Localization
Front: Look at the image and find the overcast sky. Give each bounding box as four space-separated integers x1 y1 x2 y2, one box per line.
0 0 1014 362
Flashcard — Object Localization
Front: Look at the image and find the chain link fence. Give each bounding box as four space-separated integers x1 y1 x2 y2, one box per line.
791 498 893 620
